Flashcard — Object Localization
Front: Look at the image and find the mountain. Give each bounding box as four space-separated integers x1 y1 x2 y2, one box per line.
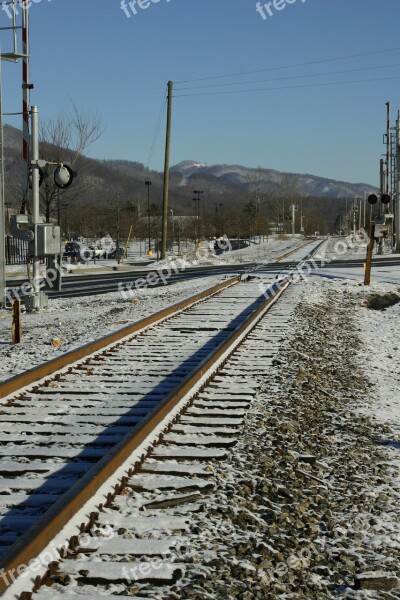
2 124 377 236
170 160 377 199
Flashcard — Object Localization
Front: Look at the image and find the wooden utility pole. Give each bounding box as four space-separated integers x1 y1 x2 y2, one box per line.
364 221 375 286
161 81 173 260
12 300 22 344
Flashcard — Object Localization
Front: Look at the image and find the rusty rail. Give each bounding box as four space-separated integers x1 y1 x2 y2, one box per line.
277 239 316 262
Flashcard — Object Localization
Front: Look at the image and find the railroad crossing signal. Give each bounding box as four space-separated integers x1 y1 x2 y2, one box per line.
29 162 77 190
367 193 391 205
54 164 76 190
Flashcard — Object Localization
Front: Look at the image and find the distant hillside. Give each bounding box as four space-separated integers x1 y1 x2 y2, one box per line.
171 160 377 199
2 124 377 235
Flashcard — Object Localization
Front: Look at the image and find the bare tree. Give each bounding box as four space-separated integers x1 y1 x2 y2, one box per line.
38 101 104 223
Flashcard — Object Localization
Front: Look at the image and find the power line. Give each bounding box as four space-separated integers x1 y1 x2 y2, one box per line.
173 75 400 98
175 47 400 84
175 63 400 91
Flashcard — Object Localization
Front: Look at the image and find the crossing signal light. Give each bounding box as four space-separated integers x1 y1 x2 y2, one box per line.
54 164 77 190
381 193 391 205
367 194 378 205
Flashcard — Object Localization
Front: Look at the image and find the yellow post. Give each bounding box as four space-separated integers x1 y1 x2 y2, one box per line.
124 224 133 259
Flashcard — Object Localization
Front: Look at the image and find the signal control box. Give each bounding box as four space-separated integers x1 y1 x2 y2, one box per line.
29 224 61 257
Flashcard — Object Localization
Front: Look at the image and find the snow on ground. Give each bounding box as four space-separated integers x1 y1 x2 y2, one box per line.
356 283 400 478
323 233 400 262
155 235 310 268
6 235 309 276
296 278 400 596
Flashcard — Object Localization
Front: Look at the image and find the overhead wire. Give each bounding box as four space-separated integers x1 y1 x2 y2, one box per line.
175 46 400 84
174 63 400 91
173 75 400 98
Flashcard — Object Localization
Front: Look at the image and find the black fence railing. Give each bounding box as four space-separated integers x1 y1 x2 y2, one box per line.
5 236 29 265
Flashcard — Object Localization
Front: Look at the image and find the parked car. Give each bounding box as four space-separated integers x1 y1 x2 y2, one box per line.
107 247 125 260
63 242 83 263
214 239 250 255
88 245 107 259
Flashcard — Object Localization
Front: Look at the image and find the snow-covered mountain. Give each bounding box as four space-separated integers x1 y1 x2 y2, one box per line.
171 160 377 199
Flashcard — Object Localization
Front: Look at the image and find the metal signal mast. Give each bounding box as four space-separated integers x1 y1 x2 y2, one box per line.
0 1 32 306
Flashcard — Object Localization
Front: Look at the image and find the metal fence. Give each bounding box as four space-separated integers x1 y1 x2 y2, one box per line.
5 236 29 265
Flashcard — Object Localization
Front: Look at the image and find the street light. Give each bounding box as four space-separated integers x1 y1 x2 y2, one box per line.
145 181 152 255
170 207 175 253
4 202 11 231
219 203 224 235
193 190 203 246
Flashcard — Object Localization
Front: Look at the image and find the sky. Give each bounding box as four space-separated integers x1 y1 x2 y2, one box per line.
1 0 400 186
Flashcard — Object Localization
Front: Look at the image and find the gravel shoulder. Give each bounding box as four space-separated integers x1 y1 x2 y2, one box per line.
173 279 400 599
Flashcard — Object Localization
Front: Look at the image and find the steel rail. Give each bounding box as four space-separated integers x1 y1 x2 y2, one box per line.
0 275 291 596
0 276 240 401
4 264 257 304
6 262 258 288
275 239 316 261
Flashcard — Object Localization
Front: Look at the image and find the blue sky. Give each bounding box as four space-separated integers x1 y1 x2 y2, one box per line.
1 0 400 185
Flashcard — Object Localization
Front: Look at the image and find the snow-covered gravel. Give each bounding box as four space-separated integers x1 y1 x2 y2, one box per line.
164 278 400 599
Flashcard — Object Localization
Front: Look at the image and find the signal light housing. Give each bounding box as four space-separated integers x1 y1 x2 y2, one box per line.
54 164 77 190
367 194 378 205
381 193 391 205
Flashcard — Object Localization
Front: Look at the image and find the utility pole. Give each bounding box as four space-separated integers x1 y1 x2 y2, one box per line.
145 180 152 254
396 112 400 252
300 197 304 236
386 101 390 196
161 81 173 260
291 203 297 237
0 54 5 307
21 2 31 214
193 190 203 246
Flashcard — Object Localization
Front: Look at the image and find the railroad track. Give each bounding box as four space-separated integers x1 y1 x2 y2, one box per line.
0 245 321 599
17 283 300 600
5 263 258 302
0 274 286 596
5 238 320 303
